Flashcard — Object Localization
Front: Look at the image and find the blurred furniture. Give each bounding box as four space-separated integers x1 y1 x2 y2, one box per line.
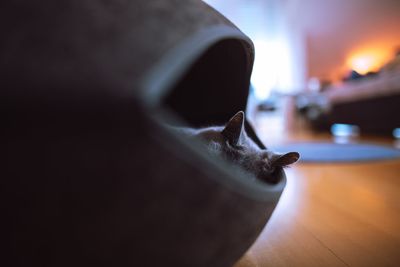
297 67 400 135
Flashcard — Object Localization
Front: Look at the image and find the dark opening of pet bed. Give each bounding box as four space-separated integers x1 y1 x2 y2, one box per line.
164 39 250 126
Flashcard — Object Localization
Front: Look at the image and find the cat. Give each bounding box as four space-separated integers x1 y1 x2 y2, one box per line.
172 111 299 183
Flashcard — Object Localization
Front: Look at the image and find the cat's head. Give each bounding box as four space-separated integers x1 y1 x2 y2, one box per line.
221 111 300 182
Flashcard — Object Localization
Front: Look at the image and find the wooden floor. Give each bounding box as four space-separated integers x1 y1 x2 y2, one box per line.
235 98 400 267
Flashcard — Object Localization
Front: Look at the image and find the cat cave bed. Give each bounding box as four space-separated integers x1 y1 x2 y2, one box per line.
2 1 286 267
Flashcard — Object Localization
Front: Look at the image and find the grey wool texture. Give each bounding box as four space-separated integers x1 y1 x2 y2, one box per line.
2 1 286 266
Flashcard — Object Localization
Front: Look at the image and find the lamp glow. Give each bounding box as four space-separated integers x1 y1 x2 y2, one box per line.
350 56 375 75
347 48 390 75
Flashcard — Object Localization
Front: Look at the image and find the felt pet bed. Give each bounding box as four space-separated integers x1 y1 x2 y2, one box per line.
2 1 286 266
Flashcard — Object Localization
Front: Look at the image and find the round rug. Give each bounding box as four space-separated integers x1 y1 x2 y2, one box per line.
270 142 400 163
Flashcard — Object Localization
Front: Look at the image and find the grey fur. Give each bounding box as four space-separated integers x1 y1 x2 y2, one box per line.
173 111 299 183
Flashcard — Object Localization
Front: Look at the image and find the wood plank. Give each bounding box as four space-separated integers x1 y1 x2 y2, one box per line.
296 162 400 266
235 98 400 267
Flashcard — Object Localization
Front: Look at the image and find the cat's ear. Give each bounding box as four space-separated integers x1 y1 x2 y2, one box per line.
222 111 245 145
271 152 300 168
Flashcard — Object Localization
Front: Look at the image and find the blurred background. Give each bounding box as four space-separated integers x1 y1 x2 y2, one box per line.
198 4 400 265
203 0 400 145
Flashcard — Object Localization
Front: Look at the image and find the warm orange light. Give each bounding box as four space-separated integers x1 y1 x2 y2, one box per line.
349 55 375 74
346 49 391 75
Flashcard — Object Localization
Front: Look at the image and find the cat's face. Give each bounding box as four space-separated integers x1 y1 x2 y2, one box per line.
218 111 299 182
